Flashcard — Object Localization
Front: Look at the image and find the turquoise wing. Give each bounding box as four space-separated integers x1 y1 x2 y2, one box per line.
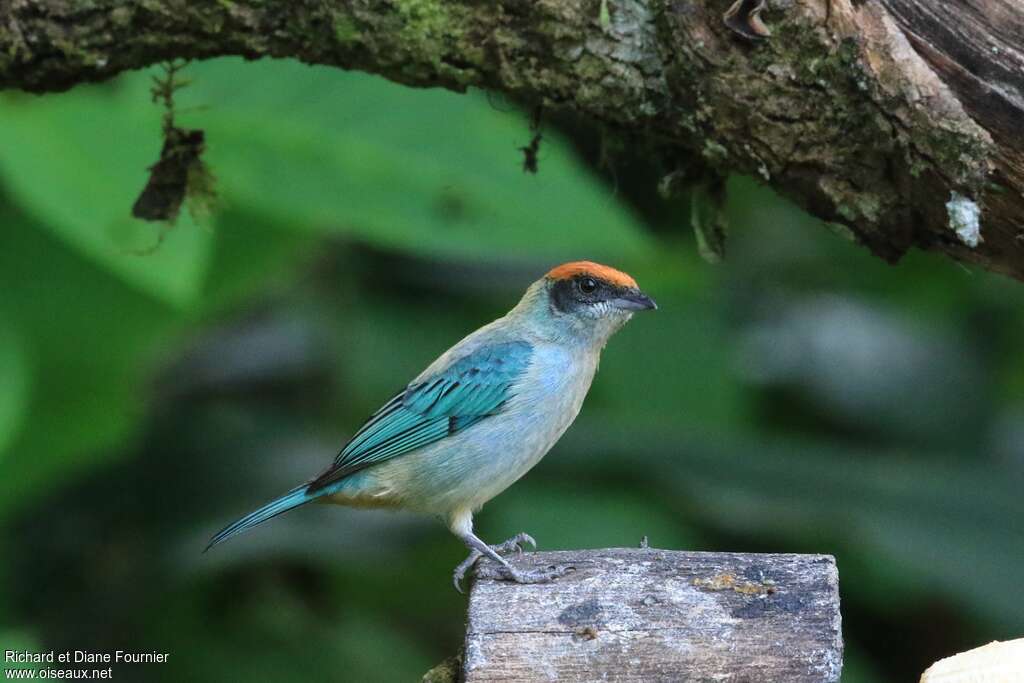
306 341 533 492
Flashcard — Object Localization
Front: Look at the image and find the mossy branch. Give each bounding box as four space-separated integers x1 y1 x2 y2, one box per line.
2 0 1023 279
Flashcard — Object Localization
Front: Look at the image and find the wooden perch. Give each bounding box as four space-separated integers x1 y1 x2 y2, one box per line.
461 548 842 682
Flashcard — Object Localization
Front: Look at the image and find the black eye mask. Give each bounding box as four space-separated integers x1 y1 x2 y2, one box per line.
549 276 620 313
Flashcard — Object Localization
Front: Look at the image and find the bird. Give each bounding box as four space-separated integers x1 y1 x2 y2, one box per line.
205 261 657 591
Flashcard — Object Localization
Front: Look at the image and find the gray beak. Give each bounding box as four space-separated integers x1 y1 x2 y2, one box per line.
613 290 658 311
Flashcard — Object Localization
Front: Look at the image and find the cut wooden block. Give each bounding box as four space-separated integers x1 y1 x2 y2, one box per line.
920 638 1024 682
463 548 842 682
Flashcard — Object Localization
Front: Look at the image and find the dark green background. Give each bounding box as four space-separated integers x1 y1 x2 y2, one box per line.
1 58 1022 682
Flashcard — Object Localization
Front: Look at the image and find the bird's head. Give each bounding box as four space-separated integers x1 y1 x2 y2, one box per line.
516 261 656 345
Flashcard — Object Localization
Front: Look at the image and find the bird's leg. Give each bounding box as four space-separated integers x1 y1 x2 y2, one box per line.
453 531 572 592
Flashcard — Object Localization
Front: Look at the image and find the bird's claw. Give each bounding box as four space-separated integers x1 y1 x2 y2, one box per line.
491 532 536 556
453 549 484 594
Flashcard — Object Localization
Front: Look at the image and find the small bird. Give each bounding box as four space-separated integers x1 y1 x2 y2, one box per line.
206 261 656 590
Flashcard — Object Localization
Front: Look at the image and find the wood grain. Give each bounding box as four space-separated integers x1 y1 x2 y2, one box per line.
463 548 842 682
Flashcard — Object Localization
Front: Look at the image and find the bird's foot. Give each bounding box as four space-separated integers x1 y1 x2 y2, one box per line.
452 532 539 593
475 562 574 585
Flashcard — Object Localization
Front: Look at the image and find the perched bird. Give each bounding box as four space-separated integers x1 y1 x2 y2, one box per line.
206 261 656 590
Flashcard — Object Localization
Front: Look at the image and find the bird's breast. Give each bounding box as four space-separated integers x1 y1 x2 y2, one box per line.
497 345 598 466
337 343 600 515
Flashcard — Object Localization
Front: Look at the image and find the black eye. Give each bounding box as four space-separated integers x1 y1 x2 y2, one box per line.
578 277 598 294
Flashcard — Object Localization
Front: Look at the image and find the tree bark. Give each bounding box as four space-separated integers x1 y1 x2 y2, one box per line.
2 0 1022 279
463 548 843 682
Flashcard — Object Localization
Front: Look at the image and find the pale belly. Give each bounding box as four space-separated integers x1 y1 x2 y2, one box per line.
325 344 597 515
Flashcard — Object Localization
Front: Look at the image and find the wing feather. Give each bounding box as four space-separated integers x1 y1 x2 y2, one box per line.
306 340 533 492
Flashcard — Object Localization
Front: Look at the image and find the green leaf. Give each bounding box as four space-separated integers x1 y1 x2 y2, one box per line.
0 57 652 301
170 59 653 261
0 85 214 308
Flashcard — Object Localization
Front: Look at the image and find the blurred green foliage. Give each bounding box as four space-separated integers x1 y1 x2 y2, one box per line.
1 58 1023 682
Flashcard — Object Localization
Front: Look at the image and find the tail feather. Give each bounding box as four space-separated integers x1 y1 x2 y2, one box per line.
205 484 315 552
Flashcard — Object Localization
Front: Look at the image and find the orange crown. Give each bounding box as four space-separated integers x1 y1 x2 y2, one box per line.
545 261 638 289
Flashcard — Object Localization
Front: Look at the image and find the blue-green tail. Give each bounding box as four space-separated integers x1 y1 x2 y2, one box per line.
204 484 316 552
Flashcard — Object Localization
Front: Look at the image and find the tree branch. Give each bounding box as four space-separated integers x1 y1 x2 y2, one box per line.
3 0 1023 279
